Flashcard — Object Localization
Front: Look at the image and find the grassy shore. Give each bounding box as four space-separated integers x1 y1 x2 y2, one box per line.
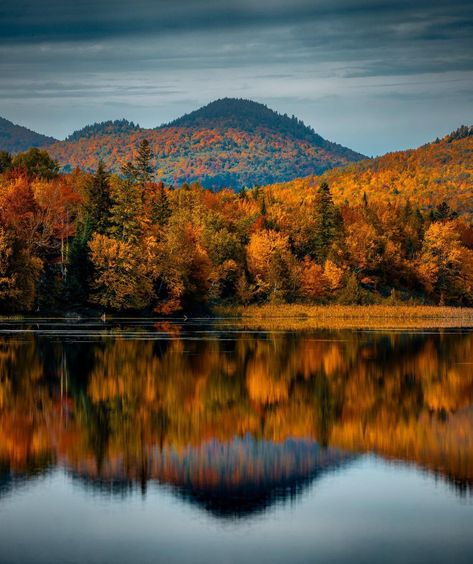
214 304 473 329
2 305 473 330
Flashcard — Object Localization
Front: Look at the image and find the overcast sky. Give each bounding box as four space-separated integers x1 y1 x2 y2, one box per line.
1 0 472 155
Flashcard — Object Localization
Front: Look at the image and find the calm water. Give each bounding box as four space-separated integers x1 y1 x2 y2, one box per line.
0 319 472 564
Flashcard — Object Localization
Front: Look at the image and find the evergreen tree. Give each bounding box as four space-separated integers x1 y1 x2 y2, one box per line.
402 199 413 222
431 200 457 221
66 217 93 306
312 182 341 263
86 161 112 234
0 151 12 174
65 162 112 306
135 139 154 184
120 139 154 186
109 177 145 243
152 183 171 227
337 272 365 305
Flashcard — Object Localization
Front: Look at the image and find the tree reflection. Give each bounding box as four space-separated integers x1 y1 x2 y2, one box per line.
0 323 472 515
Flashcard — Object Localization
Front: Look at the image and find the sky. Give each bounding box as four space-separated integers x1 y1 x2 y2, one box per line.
0 0 472 156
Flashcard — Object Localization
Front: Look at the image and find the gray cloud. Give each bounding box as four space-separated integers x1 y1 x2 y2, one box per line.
0 0 471 155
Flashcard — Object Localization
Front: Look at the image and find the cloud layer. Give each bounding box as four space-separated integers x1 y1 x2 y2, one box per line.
1 0 472 154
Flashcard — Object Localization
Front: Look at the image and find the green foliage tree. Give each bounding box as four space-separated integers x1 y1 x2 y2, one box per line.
12 148 59 179
337 272 365 305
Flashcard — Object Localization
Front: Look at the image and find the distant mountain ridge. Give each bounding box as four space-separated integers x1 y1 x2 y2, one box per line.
1 98 364 189
0 116 57 153
67 119 142 142
4 102 470 196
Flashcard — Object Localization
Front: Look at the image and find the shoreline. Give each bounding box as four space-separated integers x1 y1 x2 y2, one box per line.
2 305 473 330
215 304 473 319
213 304 473 330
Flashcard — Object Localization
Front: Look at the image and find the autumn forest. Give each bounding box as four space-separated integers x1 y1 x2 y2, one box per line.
0 120 472 315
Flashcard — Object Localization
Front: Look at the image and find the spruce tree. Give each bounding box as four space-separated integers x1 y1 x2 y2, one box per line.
312 182 341 263
86 161 112 234
108 177 145 243
152 183 171 227
135 139 154 184
66 162 111 307
120 139 154 186
66 216 93 306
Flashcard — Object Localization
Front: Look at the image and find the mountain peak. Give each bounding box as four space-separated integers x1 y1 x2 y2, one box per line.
168 98 285 125
165 97 326 144
67 119 142 142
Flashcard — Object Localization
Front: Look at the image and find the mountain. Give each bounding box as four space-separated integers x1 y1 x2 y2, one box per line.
265 125 473 214
46 98 365 189
66 119 142 142
0 117 57 153
166 98 358 159
67 439 354 518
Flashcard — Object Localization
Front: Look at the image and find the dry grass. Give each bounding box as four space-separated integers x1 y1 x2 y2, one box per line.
214 304 473 330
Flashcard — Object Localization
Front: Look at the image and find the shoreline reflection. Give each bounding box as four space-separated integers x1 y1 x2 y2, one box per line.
1 322 472 518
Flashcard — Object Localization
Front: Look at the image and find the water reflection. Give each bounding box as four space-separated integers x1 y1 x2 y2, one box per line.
0 321 472 518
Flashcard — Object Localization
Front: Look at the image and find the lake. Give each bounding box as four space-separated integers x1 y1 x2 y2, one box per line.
0 319 472 563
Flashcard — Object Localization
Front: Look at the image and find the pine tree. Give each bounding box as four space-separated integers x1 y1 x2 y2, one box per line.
120 139 154 186
431 200 457 221
109 177 145 243
312 182 341 263
66 216 93 306
152 183 171 227
86 161 112 234
135 139 154 184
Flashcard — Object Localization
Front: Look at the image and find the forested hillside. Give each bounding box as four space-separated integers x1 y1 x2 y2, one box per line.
0 117 57 153
46 99 364 189
66 119 141 142
1 136 472 314
267 127 473 213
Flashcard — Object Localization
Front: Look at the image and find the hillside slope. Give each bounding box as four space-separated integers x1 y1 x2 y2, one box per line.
265 126 473 213
0 117 57 153
47 98 365 189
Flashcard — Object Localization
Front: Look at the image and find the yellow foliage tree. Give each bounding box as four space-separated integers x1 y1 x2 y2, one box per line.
89 233 159 310
246 229 297 301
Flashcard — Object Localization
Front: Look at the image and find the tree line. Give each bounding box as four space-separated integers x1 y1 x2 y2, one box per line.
1 141 473 313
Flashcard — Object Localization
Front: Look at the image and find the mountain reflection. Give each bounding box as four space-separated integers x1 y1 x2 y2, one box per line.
68 437 353 517
0 322 472 517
